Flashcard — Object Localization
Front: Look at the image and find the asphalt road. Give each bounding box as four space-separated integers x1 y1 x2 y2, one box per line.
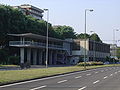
0 66 120 90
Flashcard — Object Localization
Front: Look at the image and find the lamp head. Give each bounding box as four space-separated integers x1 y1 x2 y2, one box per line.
89 9 94 12
43 9 48 11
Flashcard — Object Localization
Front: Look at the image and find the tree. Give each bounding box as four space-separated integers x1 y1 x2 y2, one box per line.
76 33 90 39
116 47 120 59
90 33 102 42
53 25 76 39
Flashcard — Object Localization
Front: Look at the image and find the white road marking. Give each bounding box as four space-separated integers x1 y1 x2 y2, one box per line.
95 72 98 73
101 70 104 72
30 85 47 90
57 80 67 83
115 72 117 74
110 74 113 76
86 73 91 76
93 80 100 84
75 76 82 79
118 71 120 72
78 86 87 90
103 76 108 79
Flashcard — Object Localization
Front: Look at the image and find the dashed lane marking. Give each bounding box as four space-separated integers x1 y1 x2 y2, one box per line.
103 76 108 79
57 80 67 83
75 76 82 79
30 85 47 90
78 86 87 90
93 80 100 84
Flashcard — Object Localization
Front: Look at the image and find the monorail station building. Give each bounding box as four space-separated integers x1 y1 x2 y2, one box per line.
9 33 110 65
9 33 72 65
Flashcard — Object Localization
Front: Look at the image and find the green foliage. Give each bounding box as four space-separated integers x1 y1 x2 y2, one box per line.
76 33 90 39
0 5 59 47
53 25 76 39
77 61 104 66
76 33 102 42
8 56 19 65
90 33 102 42
116 47 120 59
0 49 8 64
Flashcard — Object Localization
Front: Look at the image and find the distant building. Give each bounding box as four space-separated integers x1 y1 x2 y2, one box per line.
13 4 44 20
110 44 118 59
71 39 110 64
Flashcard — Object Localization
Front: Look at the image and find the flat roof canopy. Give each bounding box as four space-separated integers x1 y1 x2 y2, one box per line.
8 33 71 43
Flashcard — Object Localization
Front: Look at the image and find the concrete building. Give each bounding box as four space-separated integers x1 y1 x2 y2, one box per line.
9 33 72 65
71 39 110 64
13 4 44 20
8 33 110 65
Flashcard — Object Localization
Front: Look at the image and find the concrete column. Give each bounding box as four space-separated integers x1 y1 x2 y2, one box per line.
62 54 64 64
27 48 31 64
49 51 53 65
20 48 24 64
38 50 42 65
54 51 57 65
33 49 37 65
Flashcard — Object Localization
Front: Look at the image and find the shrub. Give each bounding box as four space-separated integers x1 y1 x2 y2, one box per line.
8 56 19 65
77 61 104 66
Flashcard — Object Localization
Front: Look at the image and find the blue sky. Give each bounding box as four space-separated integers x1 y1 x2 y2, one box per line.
1 0 120 45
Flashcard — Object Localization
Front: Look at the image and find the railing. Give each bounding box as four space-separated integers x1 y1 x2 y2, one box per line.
9 41 64 50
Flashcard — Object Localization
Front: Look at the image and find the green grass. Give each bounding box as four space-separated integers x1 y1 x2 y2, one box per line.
0 65 18 67
0 64 120 84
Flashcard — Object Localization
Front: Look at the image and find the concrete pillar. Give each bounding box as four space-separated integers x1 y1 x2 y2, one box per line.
49 51 53 65
62 54 64 64
33 49 37 65
20 48 24 64
54 51 57 65
38 50 42 65
27 48 31 64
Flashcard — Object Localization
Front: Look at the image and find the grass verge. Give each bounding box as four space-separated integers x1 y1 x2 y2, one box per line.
0 64 120 85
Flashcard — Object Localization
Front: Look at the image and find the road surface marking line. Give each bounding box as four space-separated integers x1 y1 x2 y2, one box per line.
75 76 82 78
78 86 87 90
95 72 98 73
118 71 120 72
57 80 67 83
30 85 47 90
110 74 113 76
93 80 100 84
115 72 117 74
86 73 91 76
101 70 104 72
103 76 108 79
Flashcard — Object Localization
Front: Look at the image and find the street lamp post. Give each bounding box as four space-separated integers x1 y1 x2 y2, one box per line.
44 9 49 68
113 29 119 65
84 9 93 70
90 31 96 62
